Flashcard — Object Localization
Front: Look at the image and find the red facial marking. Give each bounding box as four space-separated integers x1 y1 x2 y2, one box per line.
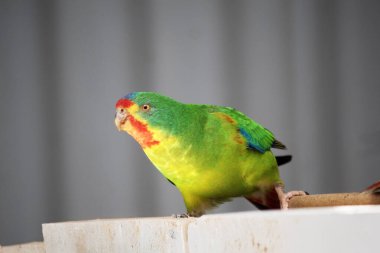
129 115 160 148
116 98 134 108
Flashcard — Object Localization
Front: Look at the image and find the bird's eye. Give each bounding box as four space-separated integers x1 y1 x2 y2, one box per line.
142 104 150 112
120 108 125 113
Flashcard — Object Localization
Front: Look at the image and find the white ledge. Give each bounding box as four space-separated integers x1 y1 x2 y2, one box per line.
0 242 45 253
41 206 380 253
43 217 195 253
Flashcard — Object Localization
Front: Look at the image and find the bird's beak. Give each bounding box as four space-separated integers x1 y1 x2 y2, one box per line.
115 109 128 132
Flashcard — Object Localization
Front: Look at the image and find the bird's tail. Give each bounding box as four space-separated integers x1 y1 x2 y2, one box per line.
275 155 292 166
245 155 293 209
245 186 281 210
363 180 380 193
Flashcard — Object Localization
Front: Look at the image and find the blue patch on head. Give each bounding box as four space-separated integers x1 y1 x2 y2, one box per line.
124 92 137 100
239 128 265 153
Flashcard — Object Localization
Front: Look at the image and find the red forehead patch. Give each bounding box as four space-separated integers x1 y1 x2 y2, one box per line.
116 98 134 108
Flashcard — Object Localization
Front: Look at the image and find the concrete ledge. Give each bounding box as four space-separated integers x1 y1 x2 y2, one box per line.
43 217 195 253
1 242 45 253
188 206 380 253
42 206 380 253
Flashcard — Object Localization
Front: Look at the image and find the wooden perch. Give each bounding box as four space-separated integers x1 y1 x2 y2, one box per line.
289 192 380 208
288 180 380 208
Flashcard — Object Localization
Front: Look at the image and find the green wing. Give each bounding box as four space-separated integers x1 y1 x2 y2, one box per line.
209 106 285 153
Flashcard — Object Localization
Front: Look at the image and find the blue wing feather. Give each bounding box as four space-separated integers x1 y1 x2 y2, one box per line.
239 128 266 153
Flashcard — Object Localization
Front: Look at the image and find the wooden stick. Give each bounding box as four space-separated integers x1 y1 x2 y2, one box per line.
288 192 380 208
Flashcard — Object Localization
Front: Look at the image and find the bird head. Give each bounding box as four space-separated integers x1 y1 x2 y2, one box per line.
115 92 182 148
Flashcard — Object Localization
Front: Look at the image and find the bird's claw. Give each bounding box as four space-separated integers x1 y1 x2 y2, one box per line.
275 185 307 209
284 191 307 204
171 213 190 218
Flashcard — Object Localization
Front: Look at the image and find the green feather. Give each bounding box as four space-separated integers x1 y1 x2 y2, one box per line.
209 106 279 153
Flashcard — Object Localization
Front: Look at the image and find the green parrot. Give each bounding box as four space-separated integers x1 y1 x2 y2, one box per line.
115 92 305 216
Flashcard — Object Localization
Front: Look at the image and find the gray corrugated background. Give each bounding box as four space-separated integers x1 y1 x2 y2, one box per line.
1 0 379 245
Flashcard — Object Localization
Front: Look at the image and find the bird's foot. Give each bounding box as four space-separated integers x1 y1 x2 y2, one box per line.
284 191 308 208
171 213 190 218
275 185 307 209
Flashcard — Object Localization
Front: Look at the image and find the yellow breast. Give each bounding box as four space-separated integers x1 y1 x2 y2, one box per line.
143 132 202 185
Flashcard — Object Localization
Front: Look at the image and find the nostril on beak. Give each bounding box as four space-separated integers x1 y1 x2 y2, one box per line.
116 110 128 123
